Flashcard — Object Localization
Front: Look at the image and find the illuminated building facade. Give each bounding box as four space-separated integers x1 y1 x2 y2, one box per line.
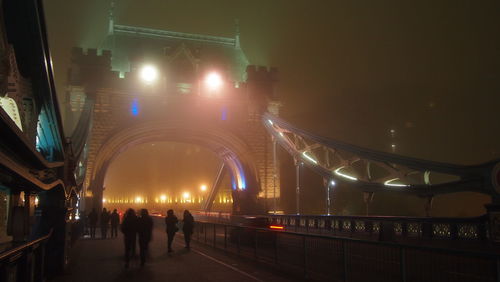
67 6 281 214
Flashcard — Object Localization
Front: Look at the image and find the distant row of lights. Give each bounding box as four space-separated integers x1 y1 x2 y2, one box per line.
102 196 233 204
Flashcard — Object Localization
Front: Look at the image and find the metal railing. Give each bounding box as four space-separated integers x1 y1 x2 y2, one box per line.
267 214 489 241
0 230 52 282
192 221 500 282
195 212 489 242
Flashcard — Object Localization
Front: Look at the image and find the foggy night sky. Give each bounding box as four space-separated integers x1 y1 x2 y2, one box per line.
42 0 500 215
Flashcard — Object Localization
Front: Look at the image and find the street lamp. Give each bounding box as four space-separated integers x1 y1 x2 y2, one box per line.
200 184 207 192
204 72 223 92
160 195 167 203
139 65 158 84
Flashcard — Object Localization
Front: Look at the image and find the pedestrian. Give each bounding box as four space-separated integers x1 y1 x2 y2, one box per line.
165 209 178 253
137 209 153 266
110 209 120 238
88 208 98 238
80 210 88 236
121 208 137 268
100 208 110 239
182 210 194 249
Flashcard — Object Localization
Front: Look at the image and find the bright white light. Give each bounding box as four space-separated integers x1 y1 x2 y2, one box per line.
102 198 106 203
330 180 336 186
384 178 409 187
183 192 190 199
135 196 143 203
205 72 223 91
200 185 207 191
139 65 158 83
302 152 318 164
334 167 358 181
279 132 284 138
160 195 167 202
268 119 273 125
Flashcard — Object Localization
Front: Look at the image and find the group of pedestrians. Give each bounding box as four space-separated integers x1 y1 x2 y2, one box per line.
119 208 195 268
121 208 154 267
165 209 194 252
87 208 120 239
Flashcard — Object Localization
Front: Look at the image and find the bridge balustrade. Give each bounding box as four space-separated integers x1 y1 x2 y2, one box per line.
192 220 499 282
0 231 52 282
267 215 488 242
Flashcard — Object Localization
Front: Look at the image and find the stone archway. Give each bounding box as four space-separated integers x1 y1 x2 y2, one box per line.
87 120 263 214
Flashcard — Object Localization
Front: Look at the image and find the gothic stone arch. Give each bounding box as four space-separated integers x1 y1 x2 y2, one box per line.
88 120 262 214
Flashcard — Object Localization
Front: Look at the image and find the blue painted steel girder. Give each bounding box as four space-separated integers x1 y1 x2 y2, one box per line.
263 112 499 197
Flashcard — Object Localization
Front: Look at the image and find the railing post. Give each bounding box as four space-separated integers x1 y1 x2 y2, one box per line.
496 257 500 282
204 223 207 244
274 232 278 265
254 229 258 259
302 235 307 277
213 224 216 248
224 225 227 250
237 227 241 255
343 240 349 282
400 247 407 282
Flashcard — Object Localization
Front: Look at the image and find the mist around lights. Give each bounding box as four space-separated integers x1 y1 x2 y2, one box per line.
139 65 158 83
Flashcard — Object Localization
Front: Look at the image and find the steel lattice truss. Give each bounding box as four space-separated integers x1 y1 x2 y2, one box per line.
263 113 500 197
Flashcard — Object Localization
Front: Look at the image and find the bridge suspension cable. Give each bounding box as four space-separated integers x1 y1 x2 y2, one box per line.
263 112 499 197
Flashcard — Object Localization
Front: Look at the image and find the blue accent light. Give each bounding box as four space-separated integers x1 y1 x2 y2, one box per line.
221 106 228 121
231 177 237 190
131 98 139 116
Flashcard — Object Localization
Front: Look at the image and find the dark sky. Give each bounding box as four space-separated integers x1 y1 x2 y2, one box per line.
42 1 500 215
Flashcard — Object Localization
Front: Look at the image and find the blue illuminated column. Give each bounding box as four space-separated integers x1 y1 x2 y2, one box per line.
131 98 139 116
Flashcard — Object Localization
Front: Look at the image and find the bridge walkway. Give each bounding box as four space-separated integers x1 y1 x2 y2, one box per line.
49 226 296 282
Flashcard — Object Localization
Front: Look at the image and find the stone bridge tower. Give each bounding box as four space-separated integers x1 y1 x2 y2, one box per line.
66 23 280 214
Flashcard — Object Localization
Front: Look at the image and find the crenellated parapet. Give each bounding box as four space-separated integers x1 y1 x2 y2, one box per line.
68 48 121 91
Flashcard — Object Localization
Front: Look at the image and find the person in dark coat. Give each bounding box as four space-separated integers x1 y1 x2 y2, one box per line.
165 209 178 252
137 209 153 266
182 210 194 249
110 209 120 238
100 208 110 239
121 208 137 268
88 208 98 238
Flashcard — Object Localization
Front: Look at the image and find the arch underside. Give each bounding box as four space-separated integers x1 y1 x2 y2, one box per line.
87 120 262 213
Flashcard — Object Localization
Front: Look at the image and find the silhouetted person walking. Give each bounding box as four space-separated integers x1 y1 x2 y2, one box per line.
121 208 137 268
110 209 120 238
137 209 153 266
182 210 194 249
165 209 178 252
100 208 110 239
88 208 98 238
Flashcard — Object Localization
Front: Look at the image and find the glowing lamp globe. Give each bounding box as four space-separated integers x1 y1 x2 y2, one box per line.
139 65 158 83
205 72 223 91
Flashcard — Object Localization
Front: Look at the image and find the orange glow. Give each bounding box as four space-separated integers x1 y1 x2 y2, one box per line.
269 225 284 230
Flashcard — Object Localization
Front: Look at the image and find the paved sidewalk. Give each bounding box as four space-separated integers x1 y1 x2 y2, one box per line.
50 228 294 282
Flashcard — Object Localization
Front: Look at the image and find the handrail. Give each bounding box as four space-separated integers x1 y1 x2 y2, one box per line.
0 229 53 261
195 220 499 259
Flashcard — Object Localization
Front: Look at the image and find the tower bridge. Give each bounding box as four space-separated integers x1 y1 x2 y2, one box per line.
1 0 500 281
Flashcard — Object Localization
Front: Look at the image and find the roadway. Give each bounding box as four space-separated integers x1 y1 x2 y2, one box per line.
49 222 300 282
